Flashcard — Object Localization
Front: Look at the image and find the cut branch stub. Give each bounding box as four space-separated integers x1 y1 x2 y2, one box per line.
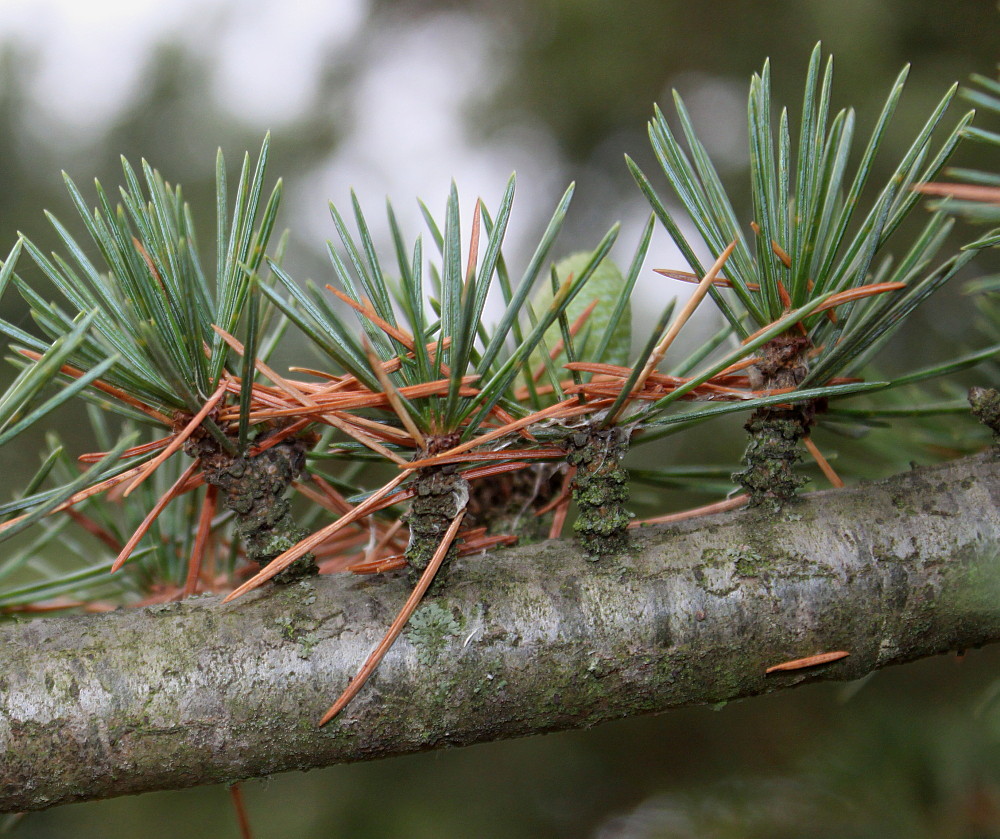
566 423 633 556
187 429 317 583
733 334 816 509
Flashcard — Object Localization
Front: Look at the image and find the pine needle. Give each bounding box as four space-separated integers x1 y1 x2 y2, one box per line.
629 494 749 527
183 484 219 596
326 286 416 350
812 282 907 313
228 783 255 839
404 448 564 467
112 460 204 571
913 182 1000 203
0 462 150 537
78 436 171 463
223 469 415 601
318 511 465 725
405 398 585 469
535 465 576 516
14 349 173 424
466 200 482 284
803 436 845 488
610 239 738 424
653 268 759 291
362 337 427 449
548 496 571 539
529 299 599 383
123 380 228 498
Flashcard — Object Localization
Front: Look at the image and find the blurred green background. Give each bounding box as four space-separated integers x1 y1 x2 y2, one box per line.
3 0 1000 836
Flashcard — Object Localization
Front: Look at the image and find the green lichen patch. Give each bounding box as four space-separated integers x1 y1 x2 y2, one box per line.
472 673 508 695
273 614 320 659
407 602 462 665
567 424 633 556
404 465 470 585
294 580 318 607
696 539 833 592
733 409 810 509
731 546 766 576
692 555 739 597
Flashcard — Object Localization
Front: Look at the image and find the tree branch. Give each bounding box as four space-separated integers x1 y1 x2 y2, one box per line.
2 451 999 813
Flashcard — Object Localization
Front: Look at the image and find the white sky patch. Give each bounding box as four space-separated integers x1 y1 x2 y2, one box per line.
310 13 514 227
0 0 566 265
0 0 211 132
0 0 367 134
0 0 689 345
212 0 366 125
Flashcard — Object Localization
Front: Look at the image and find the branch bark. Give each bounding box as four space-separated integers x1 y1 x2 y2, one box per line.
2 451 999 813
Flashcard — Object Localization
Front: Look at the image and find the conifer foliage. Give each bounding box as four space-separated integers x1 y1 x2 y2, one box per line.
0 46 995 726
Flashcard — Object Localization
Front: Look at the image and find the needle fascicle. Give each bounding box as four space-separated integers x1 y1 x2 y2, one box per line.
123 381 228 498
213 325 410 466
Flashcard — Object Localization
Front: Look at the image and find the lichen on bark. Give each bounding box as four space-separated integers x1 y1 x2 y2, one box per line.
969 386 1000 443
185 429 317 583
733 333 817 509
405 433 470 584
733 409 809 506
566 423 633 556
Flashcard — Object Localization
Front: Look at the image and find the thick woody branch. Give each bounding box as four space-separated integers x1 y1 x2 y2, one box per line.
2 451 999 813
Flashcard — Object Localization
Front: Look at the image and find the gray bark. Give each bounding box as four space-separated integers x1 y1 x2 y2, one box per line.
2 451 999 813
